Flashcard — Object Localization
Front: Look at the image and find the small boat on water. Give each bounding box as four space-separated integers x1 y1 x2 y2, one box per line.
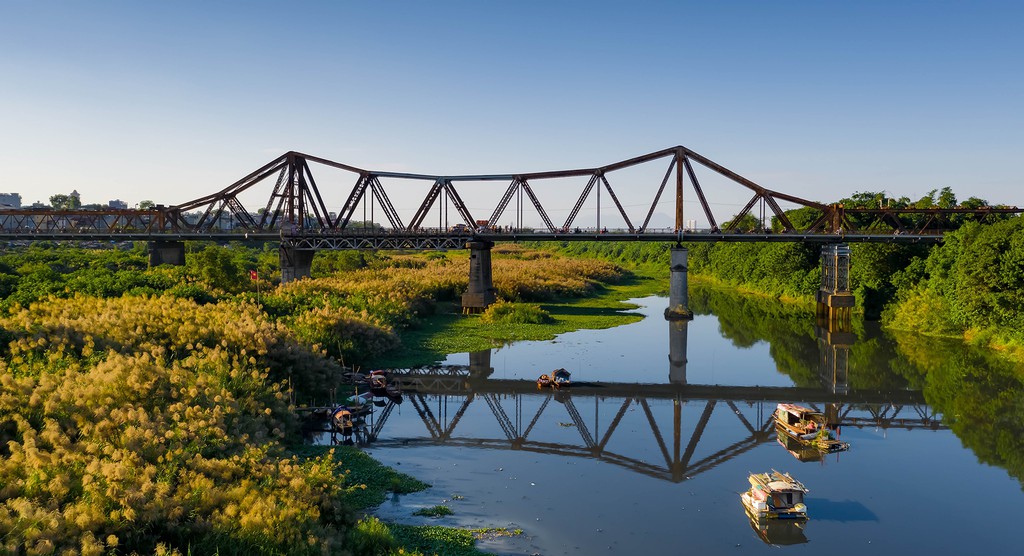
331 406 355 435
367 370 388 396
774 403 850 454
740 470 809 520
538 368 572 389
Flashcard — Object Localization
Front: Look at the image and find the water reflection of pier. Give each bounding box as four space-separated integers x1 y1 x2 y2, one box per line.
368 365 943 482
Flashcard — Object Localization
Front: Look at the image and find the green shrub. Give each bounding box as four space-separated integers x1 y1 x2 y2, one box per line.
480 301 552 324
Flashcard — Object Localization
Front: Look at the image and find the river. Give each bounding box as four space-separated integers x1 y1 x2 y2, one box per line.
321 288 1024 555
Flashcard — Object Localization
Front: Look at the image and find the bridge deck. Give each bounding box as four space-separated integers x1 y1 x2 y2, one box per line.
395 374 926 405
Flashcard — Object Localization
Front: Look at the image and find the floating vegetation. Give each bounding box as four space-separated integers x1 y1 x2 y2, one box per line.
388 523 503 556
414 505 455 518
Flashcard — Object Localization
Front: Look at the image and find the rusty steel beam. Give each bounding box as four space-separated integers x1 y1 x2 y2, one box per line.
299 157 333 230
407 179 446 230
562 174 600 230
599 174 635 233
675 149 685 231
683 157 720 233
640 157 676 232
725 193 762 232
335 174 373 229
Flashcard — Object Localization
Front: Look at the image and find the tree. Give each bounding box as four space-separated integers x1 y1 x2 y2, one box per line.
937 187 957 209
139 199 155 210
772 207 822 232
724 213 761 232
189 245 246 293
49 194 81 210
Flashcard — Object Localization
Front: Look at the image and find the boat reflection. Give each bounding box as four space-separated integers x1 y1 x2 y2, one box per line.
745 508 809 545
776 426 832 462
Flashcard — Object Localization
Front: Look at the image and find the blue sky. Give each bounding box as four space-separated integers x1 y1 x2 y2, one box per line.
1 1 1021 227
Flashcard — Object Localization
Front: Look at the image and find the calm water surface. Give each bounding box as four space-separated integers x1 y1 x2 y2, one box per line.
323 292 1024 555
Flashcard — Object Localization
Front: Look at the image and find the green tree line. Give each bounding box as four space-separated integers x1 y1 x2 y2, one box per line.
542 188 1024 361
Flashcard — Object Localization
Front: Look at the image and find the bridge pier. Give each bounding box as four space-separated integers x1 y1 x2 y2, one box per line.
665 247 693 320
462 240 497 314
816 244 855 321
280 246 314 283
148 240 185 267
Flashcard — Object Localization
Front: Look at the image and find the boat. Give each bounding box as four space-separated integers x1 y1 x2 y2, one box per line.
331 406 355 435
740 470 809 520
774 403 850 454
537 368 571 389
367 370 388 396
551 368 571 388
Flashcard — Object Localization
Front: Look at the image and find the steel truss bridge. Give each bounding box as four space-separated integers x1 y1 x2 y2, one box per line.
3 146 1019 246
347 370 941 483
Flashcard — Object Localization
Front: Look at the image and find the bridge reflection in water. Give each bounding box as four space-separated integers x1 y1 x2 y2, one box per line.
340 318 943 483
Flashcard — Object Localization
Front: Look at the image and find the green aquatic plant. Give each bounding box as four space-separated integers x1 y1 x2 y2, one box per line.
413 505 454 518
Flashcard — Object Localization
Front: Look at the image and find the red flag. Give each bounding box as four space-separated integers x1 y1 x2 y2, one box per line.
249 269 258 281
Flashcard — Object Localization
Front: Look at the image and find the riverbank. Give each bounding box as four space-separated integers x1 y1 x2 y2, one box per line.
0 245 643 555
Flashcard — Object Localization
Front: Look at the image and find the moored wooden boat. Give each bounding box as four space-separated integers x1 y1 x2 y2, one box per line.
331 406 355 435
367 370 388 396
774 403 850 454
740 470 808 520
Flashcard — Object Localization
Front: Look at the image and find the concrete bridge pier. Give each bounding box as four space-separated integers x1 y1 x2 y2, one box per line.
462 240 497 314
280 246 314 283
148 240 185 267
816 244 855 321
665 247 694 320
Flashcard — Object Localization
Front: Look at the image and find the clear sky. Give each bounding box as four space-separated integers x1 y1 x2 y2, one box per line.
1 1 1021 226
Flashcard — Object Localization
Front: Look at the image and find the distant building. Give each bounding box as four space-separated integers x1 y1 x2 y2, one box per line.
108 199 128 209
0 193 22 208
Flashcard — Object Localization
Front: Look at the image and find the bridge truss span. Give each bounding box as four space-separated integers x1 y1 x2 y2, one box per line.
370 387 944 483
5 145 1019 241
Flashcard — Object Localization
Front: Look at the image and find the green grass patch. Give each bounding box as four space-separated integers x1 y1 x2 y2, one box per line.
413 504 454 517
374 268 666 367
480 301 552 324
292 445 430 510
